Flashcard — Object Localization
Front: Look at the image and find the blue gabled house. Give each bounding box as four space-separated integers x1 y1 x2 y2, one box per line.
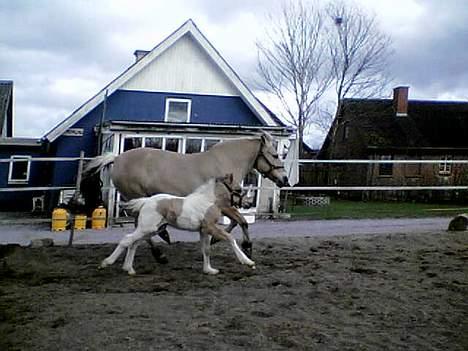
1 20 293 219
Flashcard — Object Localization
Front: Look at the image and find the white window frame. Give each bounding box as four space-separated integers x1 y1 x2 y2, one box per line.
164 98 192 123
120 135 184 153
439 155 452 176
8 155 31 184
378 155 393 177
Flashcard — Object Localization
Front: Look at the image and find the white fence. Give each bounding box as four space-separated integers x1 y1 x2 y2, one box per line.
0 156 467 193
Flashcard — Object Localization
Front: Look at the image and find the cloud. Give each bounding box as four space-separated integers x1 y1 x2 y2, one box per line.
0 0 467 140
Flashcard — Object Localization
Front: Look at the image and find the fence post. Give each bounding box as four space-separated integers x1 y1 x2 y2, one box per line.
68 151 85 247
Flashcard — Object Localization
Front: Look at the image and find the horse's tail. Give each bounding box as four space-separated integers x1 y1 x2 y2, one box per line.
120 198 148 214
82 153 116 177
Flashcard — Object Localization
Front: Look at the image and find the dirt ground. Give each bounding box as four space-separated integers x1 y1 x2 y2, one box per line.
0 231 467 351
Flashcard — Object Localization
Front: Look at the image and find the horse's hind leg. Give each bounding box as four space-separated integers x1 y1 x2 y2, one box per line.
147 225 170 264
199 231 219 275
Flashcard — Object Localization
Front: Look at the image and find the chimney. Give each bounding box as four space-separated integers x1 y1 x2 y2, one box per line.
133 50 150 62
393 86 409 117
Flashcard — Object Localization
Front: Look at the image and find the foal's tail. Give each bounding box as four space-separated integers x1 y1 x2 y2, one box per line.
120 198 148 214
82 153 116 177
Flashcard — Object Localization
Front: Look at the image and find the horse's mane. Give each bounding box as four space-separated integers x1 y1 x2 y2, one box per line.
209 136 260 151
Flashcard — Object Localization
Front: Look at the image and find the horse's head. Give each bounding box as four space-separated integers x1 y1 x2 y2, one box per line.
254 131 289 188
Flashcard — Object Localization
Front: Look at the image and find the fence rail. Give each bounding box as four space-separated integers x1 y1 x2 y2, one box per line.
0 156 467 193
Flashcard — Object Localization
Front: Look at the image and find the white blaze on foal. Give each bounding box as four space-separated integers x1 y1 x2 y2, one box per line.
100 174 255 275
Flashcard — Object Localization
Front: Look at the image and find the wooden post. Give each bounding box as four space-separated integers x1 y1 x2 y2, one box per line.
68 151 85 247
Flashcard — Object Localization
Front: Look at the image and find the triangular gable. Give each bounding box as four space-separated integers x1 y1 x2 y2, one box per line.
122 34 239 96
44 19 277 142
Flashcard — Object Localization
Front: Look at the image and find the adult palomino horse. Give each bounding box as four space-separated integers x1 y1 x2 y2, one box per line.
100 174 255 275
83 131 288 257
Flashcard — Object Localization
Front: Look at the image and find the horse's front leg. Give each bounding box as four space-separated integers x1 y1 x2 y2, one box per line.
219 207 253 258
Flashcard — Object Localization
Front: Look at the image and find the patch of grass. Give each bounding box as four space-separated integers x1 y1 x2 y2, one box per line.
286 200 468 220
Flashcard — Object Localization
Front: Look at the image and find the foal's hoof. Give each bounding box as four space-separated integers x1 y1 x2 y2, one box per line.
203 268 220 275
241 241 253 258
151 247 169 264
99 260 108 270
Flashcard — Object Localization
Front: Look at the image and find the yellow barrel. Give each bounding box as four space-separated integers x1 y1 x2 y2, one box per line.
51 208 68 231
74 214 87 230
92 206 107 229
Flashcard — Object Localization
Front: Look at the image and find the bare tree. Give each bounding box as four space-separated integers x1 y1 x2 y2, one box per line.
327 0 393 112
256 1 332 156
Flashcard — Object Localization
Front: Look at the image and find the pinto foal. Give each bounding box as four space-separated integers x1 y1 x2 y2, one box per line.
100 174 255 275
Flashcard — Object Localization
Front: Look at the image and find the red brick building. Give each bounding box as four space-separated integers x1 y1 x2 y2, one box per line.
319 87 468 202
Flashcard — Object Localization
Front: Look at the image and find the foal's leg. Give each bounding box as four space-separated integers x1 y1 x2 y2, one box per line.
203 223 255 268
136 214 169 264
123 240 142 275
220 207 253 257
199 232 219 275
147 225 170 264
100 228 147 269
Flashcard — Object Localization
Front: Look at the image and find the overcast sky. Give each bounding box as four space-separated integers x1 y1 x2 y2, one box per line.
1 0 467 147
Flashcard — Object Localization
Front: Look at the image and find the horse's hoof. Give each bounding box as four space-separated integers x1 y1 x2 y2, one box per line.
151 247 169 264
158 229 171 245
210 237 220 245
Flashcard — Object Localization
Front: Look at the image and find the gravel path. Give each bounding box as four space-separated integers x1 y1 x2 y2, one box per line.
0 217 452 246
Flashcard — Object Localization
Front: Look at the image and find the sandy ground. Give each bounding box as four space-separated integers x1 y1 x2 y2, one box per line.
0 230 467 350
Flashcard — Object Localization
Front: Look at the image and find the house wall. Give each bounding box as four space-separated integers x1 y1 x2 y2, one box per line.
0 147 49 211
122 33 239 96
107 90 262 125
368 154 468 202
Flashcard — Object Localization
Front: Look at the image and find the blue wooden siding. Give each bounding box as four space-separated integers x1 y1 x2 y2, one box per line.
106 90 264 125
0 148 49 211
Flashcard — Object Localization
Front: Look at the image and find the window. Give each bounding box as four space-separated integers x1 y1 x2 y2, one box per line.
342 123 350 141
8 156 31 184
378 155 393 176
242 170 260 208
123 137 142 151
204 139 221 151
439 155 452 176
165 138 182 152
145 137 163 149
185 138 202 154
165 98 191 123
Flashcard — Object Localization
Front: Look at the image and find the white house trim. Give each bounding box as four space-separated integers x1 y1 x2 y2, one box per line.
44 19 277 143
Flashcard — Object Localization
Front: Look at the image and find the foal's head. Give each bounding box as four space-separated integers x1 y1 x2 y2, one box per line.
214 174 243 207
